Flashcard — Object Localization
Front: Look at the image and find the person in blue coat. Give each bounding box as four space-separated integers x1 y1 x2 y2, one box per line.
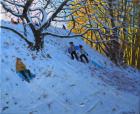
68 42 79 60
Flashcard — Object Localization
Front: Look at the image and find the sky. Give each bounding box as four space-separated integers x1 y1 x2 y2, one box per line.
0 0 66 28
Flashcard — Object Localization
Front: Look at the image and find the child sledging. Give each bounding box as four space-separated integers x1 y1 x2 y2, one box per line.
16 58 35 83
79 45 89 63
68 42 89 63
68 42 79 60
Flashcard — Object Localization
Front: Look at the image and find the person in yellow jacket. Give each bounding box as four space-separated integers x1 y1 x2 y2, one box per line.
16 58 32 82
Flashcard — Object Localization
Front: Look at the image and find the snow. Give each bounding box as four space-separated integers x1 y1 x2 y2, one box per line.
0 20 140 114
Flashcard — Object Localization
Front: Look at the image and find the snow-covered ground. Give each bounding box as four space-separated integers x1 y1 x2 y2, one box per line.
0 21 140 114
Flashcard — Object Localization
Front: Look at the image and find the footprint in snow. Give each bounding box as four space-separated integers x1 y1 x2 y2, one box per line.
6 101 9 104
42 94 48 98
37 97 41 100
30 111 39 114
112 108 116 112
80 103 85 107
48 102 52 110
15 83 18 86
5 77 10 81
2 106 9 111
14 102 18 105
29 112 33 114
5 93 8 96
102 92 106 95
11 68 14 72
65 98 72 105
5 55 8 58
69 84 76 87
52 85 55 88
1 59 4 63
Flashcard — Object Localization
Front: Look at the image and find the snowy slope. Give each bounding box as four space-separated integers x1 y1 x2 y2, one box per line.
0 21 140 114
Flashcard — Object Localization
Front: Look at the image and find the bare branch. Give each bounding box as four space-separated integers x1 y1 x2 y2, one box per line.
0 25 32 45
42 28 99 38
40 0 70 31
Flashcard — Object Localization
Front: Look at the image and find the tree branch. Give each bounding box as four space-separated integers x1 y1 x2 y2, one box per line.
42 28 99 38
0 25 32 45
39 0 70 31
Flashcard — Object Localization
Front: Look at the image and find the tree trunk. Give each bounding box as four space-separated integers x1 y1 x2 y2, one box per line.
107 0 123 65
34 30 44 51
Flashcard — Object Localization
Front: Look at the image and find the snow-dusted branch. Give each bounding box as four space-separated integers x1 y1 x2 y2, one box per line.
1 1 23 17
0 25 32 45
82 36 118 44
40 0 70 31
44 0 51 9
4 0 24 7
42 28 99 38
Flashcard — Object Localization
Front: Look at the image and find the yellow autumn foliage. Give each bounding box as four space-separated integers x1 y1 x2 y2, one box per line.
67 0 140 69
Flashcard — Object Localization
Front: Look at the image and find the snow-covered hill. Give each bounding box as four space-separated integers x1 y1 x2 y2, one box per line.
0 21 140 114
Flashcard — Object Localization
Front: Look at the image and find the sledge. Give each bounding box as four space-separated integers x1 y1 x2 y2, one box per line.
91 60 104 69
16 72 35 83
17 72 25 80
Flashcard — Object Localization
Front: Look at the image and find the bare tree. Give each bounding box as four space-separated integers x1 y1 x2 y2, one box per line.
1 0 99 51
1 0 139 68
